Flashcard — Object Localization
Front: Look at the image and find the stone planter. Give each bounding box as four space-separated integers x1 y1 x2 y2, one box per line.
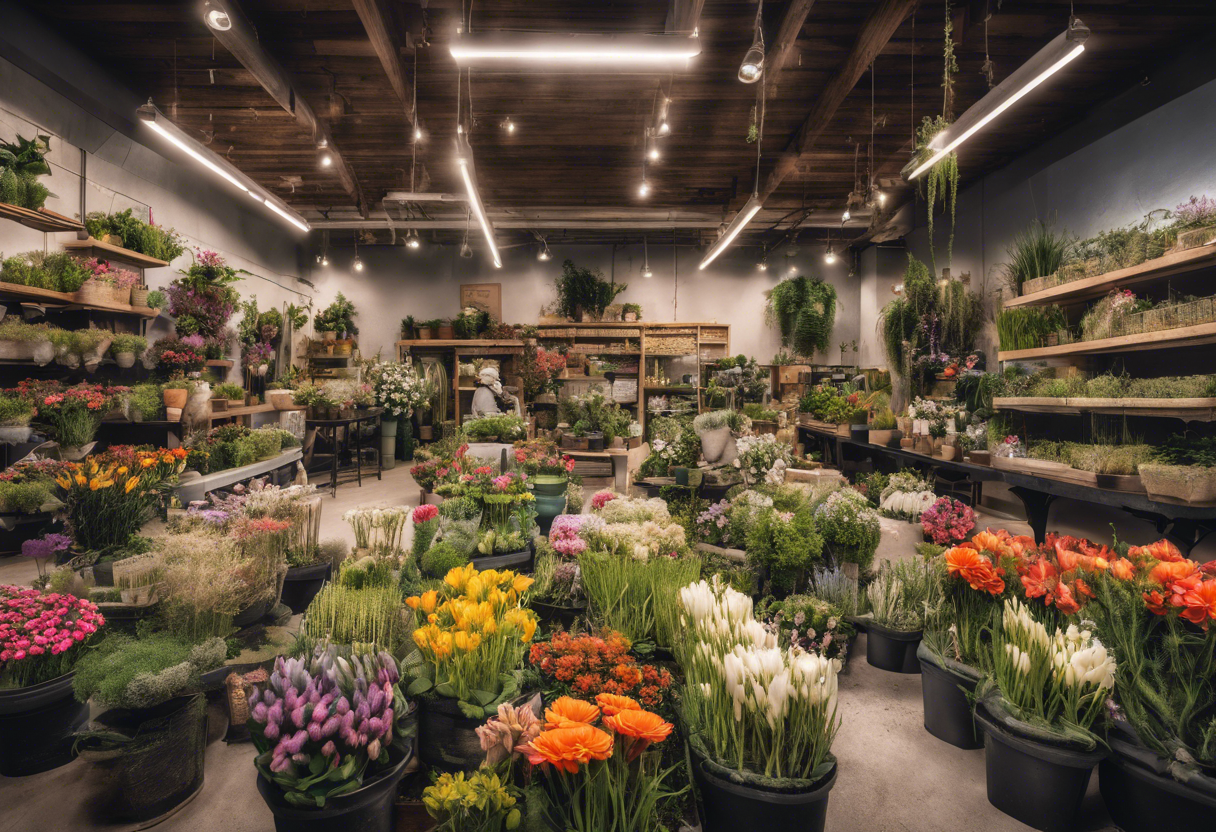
698 426 737 466
114 351 136 369
0 425 33 444
1139 463 1216 504
968 450 991 465
321 330 337 341
32 341 55 366
867 429 901 447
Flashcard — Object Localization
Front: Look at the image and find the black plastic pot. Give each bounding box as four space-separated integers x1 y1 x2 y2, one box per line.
0 672 89 776
280 561 333 614
233 598 273 629
416 697 486 772
691 744 836 832
257 745 411 832
471 545 533 572
975 706 1106 832
864 622 922 674
531 600 587 629
1099 735 1216 832
78 694 207 824
91 559 115 587
917 645 981 749
585 431 605 452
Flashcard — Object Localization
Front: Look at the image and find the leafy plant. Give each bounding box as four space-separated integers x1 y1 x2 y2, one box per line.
108 333 147 356
1005 220 1070 295
867 558 941 632
1150 435 1216 467
996 305 1069 351
145 289 166 310
553 260 625 321
313 292 358 335
746 506 823 594
212 382 245 400
83 210 184 261
0 133 53 209
765 275 837 357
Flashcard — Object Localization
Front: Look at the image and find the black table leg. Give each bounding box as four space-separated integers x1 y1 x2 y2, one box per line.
329 426 338 498
375 417 382 481
354 420 363 487
1009 486 1054 543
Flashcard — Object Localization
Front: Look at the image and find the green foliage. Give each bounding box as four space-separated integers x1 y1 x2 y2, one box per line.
452 308 490 339
83 210 185 261
870 408 898 430
867 558 942 632
0 395 34 426
463 413 527 441
1005 220 1070 295
741 403 778 422
1028 441 1155 476
212 382 245 400
557 389 631 441
746 506 823 594
915 116 959 272
0 480 57 514
313 292 358 334
420 542 469 578
1150 435 1216 467
814 489 881 572
765 275 837 357
937 278 983 357
145 289 166 310
853 472 889 507
72 633 225 709
128 383 163 420
879 255 937 372
0 134 53 209
302 583 406 651
108 333 147 355
553 259 626 321
1 250 90 292
996 306 1069 351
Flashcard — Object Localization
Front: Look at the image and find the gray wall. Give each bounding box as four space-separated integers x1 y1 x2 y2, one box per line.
0 4 311 382
307 240 860 367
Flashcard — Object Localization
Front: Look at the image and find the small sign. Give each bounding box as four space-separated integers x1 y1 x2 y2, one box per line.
460 283 502 322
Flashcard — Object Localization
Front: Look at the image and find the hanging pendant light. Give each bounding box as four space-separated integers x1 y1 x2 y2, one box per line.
537 239 552 261
642 237 653 278
738 0 765 83
757 246 768 272
406 228 421 249
824 232 837 265
353 235 364 272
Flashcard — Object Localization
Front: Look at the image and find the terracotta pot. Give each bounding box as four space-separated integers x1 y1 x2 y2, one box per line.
940 446 958 461
437 324 456 340
163 388 189 409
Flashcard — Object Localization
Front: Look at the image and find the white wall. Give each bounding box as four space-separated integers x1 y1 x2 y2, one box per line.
307 240 862 367
0 5 311 383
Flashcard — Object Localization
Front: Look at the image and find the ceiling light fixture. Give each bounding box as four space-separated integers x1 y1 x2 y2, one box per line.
455 134 502 268
757 246 768 271
824 233 837 265
738 0 765 83
537 239 552 261
317 138 333 168
353 235 364 272
450 31 700 68
647 131 660 161
842 208 851 223
904 19 1089 181
503 117 515 134
656 96 671 135
203 2 232 31
642 236 653 278
406 228 421 249
137 101 309 233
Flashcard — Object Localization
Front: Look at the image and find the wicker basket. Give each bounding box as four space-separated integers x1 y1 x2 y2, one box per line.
75 281 110 306
130 287 150 308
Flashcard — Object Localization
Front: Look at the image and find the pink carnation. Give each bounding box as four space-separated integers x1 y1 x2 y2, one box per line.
411 504 438 523
591 491 617 511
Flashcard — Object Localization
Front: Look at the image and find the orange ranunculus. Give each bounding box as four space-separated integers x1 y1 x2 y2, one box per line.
1052 582 1082 616
1021 560 1057 601
1130 539 1184 564
1178 581 1216 627
1055 542 1082 573
604 709 673 744
524 724 614 773
1148 560 1201 587
1144 590 1169 616
971 530 1011 559
545 696 601 729
1110 558 1137 580
944 547 1005 595
595 693 641 716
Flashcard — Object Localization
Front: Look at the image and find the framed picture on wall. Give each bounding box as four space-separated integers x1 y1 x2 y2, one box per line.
460 283 502 321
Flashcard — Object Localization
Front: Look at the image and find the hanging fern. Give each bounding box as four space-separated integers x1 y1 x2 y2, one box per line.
765 275 837 357
915 116 959 276
878 255 937 371
938 278 983 356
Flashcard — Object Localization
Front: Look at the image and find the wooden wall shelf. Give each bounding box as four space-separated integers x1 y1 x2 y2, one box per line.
993 396 1216 421
63 237 171 269
1003 244 1216 308
0 280 159 318
0 202 83 233
997 321 1216 361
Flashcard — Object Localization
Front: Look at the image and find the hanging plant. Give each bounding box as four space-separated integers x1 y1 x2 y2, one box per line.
878 255 936 372
765 275 837 357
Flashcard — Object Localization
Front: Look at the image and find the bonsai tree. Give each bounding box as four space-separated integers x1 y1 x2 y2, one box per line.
553 260 626 321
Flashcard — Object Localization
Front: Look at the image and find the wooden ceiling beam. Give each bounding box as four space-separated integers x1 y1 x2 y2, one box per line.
203 0 369 217
758 0 921 204
765 0 817 100
349 0 417 129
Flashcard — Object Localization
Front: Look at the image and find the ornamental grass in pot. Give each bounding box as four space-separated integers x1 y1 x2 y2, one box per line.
71 633 224 822
678 577 841 832
248 644 413 832
861 558 940 674
975 597 1115 832
1085 539 1216 832
0 585 105 776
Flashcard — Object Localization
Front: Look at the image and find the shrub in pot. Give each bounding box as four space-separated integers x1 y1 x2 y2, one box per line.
71 634 224 822
513 438 574 535
976 598 1116 831
0 585 105 775
107 332 147 369
862 558 940 673
867 407 902 446
744 503 822 596
0 395 35 444
678 577 841 832
693 409 742 466
248 644 413 831
213 382 246 409
814 488 880 575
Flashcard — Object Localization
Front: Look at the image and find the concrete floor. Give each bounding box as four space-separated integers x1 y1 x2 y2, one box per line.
0 477 1118 832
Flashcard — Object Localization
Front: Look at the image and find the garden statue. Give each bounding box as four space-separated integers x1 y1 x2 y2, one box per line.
470 366 521 417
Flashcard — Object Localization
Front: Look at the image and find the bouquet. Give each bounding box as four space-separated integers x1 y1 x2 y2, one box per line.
81 257 140 291
248 643 407 807
406 565 538 716
0 586 105 687
522 694 682 832
733 433 792 485
513 438 574 477
368 361 433 418
920 496 976 545
11 380 127 448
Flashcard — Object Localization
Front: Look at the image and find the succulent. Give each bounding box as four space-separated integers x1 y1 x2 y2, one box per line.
248 643 405 807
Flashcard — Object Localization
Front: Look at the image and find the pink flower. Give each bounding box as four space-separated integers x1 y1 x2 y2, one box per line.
411 504 438 523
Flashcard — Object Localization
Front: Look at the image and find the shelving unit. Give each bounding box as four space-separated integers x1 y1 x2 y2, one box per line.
62 237 171 270
997 321 1216 361
0 202 84 234
397 338 525 426
993 396 1216 421
1003 244 1216 308
536 322 730 434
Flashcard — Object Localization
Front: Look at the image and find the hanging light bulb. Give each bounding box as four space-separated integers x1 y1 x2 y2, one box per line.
757 245 768 271
647 131 660 161
353 256 364 272
824 242 837 265
876 190 886 206
407 229 421 249
537 241 552 261
641 236 653 278
321 255 329 266
738 1 765 83
639 179 650 198
502 117 516 134
414 125 423 141
842 208 851 223
316 138 333 168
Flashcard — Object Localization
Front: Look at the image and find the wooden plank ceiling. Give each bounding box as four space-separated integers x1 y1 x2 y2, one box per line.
35 0 1216 249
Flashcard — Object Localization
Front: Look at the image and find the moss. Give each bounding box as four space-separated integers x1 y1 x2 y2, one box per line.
420 542 469 578
72 633 225 709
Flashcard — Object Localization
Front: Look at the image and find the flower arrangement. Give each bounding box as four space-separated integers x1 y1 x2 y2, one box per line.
527 630 674 709
247 643 406 807
815 488 882 571
988 598 1115 733
549 514 590 557
522 694 681 832
733 433 792 485
1015 533 1115 616
10 380 128 448
167 249 242 339
518 346 566 397
406 565 538 716
367 361 432 418
80 257 140 291
424 767 521 832
343 506 411 556
759 594 856 664
0 586 105 687
877 471 937 521
678 576 840 782
241 340 273 371
590 490 616 511
920 496 976 545
513 438 574 477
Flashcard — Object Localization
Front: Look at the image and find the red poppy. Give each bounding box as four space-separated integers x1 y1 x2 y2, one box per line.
1021 560 1057 601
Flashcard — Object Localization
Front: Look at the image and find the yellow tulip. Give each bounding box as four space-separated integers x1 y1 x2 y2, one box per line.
89 478 102 491
124 476 141 493
75 474 87 487
512 574 535 594
117 466 128 475
141 457 155 468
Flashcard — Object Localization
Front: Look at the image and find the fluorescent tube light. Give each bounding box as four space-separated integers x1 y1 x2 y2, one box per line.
455 136 502 268
137 102 310 233
450 31 701 68
904 22 1089 181
699 195 763 270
